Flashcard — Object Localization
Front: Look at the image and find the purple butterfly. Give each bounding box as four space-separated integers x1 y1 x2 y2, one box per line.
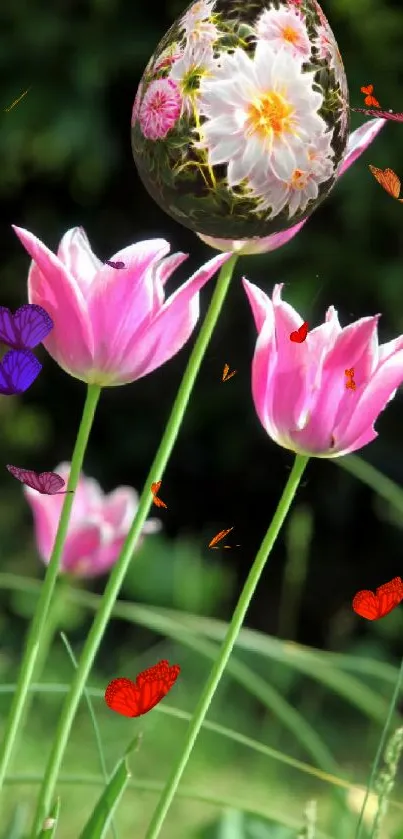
0 304 53 350
105 260 125 269
351 107 403 122
0 350 42 395
6 464 74 495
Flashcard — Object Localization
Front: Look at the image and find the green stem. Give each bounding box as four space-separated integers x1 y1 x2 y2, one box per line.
7 584 65 775
30 253 239 835
0 383 101 797
144 452 309 839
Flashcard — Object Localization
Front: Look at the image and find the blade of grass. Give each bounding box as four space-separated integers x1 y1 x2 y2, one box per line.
78 739 139 839
0 573 398 693
59 632 118 839
6 682 402 812
1 774 335 839
354 656 403 839
336 454 403 512
0 573 397 738
36 797 60 838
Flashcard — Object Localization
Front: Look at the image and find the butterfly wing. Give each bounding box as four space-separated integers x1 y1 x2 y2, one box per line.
352 589 379 620
222 363 229 381
6 464 43 490
38 472 66 495
0 350 41 395
13 304 53 349
352 107 403 122
105 260 125 269
151 481 162 495
360 85 373 95
152 495 167 508
299 321 309 341
135 660 180 715
369 166 401 199
375 576 403 618
105 677 141 717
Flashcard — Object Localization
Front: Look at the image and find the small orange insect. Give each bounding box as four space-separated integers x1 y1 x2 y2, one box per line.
150 481 167 509
369 166 403 203
222 363 237 382
345 368 356 391
360 84 380 108
208 527 234 548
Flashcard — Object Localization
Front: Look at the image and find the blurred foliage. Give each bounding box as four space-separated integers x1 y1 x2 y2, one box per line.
2 0 403 835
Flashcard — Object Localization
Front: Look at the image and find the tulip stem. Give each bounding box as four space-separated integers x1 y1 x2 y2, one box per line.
143 452 309 839
30 253 239 836
0 383 101 799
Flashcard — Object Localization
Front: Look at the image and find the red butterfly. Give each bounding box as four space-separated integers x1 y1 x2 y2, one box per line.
360 84 380 108
352 576 403 620
105 659 180 718
368 165 403 202
289 322 309 343
6 464 73 495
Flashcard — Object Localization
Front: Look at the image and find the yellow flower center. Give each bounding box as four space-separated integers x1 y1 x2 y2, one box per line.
281 25 299 44
246 91 296 141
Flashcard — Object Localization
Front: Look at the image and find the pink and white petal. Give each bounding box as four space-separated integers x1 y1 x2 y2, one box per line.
250 314 277 433
86 535 128 577
302 317 380 448
57 227 103 292
197 220 307 255
150 252 189 311
117 252 232 382
327 424 378 459
102 486 139 531
24 487 61 561
377 334 403 367
61 523 104 575
338 118 386 178
87 239 171 371
334 349 403 445
14 226 96 372
242 278 273 332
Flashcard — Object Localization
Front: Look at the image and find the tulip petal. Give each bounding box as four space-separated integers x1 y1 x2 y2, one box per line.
62 523 104 575
87 239 170 373
115 252 231 382
13 226 96 375
57 228 103 293
242 278 272 332
338 118 386 178
334 349 403 447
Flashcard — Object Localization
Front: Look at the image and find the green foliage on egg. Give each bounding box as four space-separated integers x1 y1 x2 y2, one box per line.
131 0 349 240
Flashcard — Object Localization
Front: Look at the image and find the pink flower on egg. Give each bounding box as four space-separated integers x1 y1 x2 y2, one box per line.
139 78 182 140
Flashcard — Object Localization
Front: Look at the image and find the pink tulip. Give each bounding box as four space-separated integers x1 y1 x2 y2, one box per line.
24 463 161 577
197 117 386 254
12 226 231 385
243 280 403 458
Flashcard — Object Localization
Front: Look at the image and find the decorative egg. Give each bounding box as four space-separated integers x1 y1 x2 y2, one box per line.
131 0 349 241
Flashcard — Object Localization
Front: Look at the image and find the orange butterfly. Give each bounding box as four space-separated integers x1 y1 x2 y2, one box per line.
208 527 234 548
222 363 237 382
360 84 380 108
369 166 403 203
345 368 356 391
352 577 403 620
150 480 167 509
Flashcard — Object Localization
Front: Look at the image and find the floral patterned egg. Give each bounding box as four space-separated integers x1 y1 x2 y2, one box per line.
131 0 349 241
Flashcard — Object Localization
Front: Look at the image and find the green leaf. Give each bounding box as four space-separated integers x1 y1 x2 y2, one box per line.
78 757 130 839
36 797 60 838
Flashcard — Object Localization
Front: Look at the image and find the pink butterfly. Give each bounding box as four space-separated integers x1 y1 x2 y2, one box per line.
351 107 403 122
6 464 74 495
